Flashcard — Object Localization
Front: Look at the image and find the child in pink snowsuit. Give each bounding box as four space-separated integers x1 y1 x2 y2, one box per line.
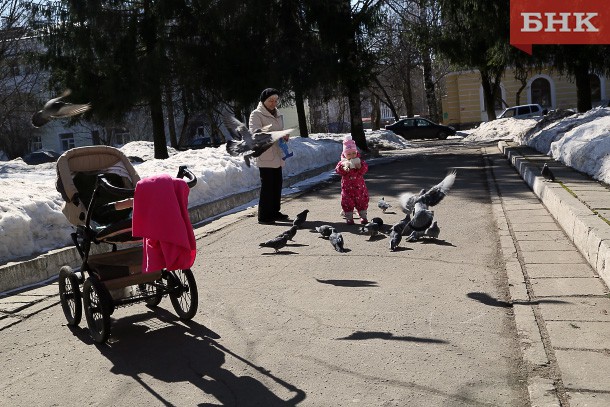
335 135 369 225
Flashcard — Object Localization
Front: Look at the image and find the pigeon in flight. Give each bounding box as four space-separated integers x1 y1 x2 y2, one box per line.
399 170 457 215
315 224 333 238
293 209 309 229
399 170 456 241
259 234 289 253
223 113 294 167
541 163 555 181
329 228 345 253
31 89 91 128
280 225 298 241
378 197 391 213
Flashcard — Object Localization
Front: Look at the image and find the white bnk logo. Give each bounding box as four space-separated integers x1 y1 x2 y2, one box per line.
521 12 599 32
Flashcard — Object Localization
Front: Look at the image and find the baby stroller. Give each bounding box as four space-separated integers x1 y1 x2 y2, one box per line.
55 145 198 344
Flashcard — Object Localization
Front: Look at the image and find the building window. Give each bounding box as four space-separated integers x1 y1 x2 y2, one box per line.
114 131 130 146
31 135 42 151
107 128 130 146
60 133 75 151
531 78 552 108
590 74 601 103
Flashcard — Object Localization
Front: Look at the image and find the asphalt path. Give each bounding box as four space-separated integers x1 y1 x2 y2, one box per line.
0 142 530 406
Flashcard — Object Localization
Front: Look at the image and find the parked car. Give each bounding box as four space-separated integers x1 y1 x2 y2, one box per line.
22 150 61 165
385 118 456 140
498 104 546 120
182 136 212 150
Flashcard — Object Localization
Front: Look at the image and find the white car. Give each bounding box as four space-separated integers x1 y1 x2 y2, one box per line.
498 104 546 119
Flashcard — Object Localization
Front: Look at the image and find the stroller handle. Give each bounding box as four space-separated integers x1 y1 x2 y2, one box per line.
177 166 197 188
96 174 135 198
95 166 197 197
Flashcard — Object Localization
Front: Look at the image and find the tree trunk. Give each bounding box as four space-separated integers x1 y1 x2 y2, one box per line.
421 49 439 122
165 83 178 148
514 66 529 107
347 80 367 151
372 77 399 121
402 64 414 117
371 93 381 130
515 83 526 106
143 0 168 159
294 84 309 137
150 83 168 159
480 68 504 121
574 61 592 112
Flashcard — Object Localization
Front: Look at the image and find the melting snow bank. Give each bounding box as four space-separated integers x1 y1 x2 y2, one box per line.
464 107 610 185
0 131 409 264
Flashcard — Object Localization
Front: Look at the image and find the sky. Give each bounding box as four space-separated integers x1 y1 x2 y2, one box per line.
1 107 609 266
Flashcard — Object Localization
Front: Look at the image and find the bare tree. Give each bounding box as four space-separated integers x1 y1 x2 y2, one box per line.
0 0 44 158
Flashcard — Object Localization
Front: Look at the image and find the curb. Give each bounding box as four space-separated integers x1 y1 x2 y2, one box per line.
0 163 336 295
498 140 610 290
483 147 561 406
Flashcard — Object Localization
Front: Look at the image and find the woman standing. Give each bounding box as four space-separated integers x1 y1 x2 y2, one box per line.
249 88 290 225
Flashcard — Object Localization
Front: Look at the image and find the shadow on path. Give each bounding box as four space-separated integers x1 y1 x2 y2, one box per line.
86 307 306 406
315 278 378 287
337 330 448 344
467 292 570 308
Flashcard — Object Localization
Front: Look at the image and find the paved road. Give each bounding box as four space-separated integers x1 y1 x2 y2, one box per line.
1 143 532 406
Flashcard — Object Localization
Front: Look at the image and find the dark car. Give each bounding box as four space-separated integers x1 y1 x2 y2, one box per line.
22 150 62 165
183 137 212 150
385 118 455 140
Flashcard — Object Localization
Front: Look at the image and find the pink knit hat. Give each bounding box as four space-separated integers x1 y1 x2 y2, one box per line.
342 135 357 155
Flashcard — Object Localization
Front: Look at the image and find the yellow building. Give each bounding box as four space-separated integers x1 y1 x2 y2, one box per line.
441 68 610 128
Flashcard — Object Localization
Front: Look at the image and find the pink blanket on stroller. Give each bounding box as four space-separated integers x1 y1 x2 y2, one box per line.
132 174 196 273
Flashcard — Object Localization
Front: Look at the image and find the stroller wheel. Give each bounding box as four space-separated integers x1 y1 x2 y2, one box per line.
168 269 198 320
83 279 111 344
58 266 82 326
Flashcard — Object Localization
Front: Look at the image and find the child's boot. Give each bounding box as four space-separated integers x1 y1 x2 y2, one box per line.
345 211 355 225
358 210 368 224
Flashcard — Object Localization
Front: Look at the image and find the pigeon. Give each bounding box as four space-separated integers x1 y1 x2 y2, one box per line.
293 209 309 228
405 230 425 242
259 234 289 253
389 218 409 251
359 221 380 240
329 228 345 253
223 113 294 167
409 205 435 232
392 216 410 234
371 217 384 228
399 170 457 214
389 228 402 251
315 224 334 238
541 163 555 181
424 221 440 239
390 216 410 238
378 197 391 213
280 225 298 241
31 89 91 128
398 170 455 242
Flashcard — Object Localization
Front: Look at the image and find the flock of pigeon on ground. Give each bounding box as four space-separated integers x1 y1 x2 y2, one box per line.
259 170 457 254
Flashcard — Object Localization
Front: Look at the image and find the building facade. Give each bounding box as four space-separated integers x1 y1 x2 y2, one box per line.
441 68 610 129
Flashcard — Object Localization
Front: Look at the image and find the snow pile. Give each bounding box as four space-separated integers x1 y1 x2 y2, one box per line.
463 117 538 142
